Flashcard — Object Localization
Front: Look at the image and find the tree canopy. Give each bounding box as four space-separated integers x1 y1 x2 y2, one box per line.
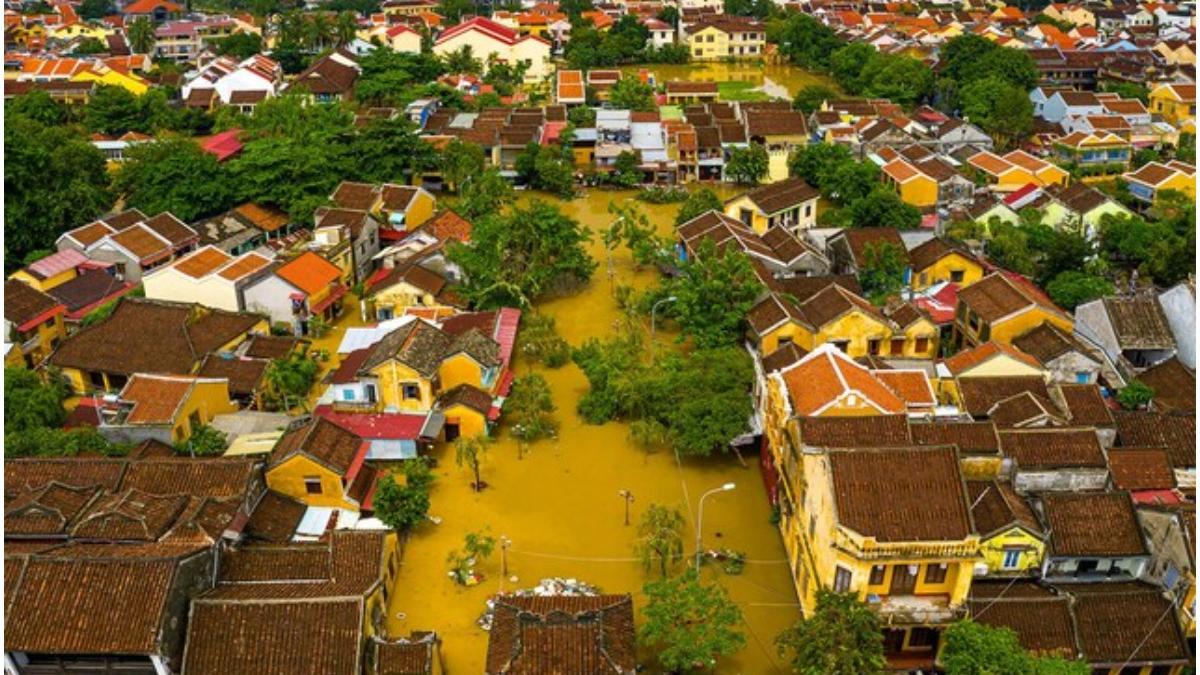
942 620 1089 675
658 238 764 348
114 138 235 222
639 571 746 672
776 590 885 675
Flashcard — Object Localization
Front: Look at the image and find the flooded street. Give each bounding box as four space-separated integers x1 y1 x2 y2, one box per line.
623 62 840 99
384 187 802 673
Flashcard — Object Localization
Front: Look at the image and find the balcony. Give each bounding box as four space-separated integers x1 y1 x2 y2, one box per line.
868 593 965 625
330 400 383 413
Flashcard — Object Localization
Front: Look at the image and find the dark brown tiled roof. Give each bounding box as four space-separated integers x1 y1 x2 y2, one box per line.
745 110 808 138
6 483 105 536
203 531 386 600
440 310 497 337
761 342 808 373
1113 411 1196 469
998 428 1105 469
957 273 1037 322
907 237 975 273
437 383 493 414
909 421 1000 456
243 334 305 360
988 391 1066 427
4 459 127 498
966 480 1041 537
184 599 366 675
1012 321 1097 365
244 490 307 543
1054 384 1114 427
796 415 911 448
46 269 130 315
70 489 190 541
1107 448 1176 491
1138 357 1195 414
120 457 257 498
361 320 452 377
5 278 62 328
270 417 365 476
1100 296 1176 351
1048 181 1110 214
968 582 1076 660
1066 583 1190 665
197 354 269 396
374 637 437 675
828 446 971 543
291 51 359 96
1043 492 1146 557
48 298 263 377
958 376 1052 417
142 212 197 247
484 595 636 675
331 181 379 211
773 275 862 302
733 177 819 215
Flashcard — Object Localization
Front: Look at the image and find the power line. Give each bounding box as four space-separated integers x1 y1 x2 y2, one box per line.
1115 600 1176 672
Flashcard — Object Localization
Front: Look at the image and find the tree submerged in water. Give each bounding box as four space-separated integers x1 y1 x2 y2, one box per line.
639 570 746 672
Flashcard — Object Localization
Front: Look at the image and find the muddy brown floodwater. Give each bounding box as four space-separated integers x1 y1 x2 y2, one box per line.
621 62 841 99
384 187 801 673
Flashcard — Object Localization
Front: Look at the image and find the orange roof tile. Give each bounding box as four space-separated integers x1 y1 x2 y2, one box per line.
780 346 906 416
275 251 341 296
943 341 1043 376
174 247 233 279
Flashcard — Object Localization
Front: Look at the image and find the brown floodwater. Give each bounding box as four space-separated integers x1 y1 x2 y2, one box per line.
622 62 840 99
381 186 802 673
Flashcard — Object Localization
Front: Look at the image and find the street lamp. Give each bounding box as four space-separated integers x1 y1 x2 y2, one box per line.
695 482 736 569
618 489 635 526
650 295 678 357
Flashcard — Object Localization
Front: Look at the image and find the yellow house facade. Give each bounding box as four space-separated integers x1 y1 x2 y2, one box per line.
967 480 1046 576
1149 83 1196 126
265 417 373 511
953 273 1073 349
750 290 939 360
723 177 820 234
685 18 764 61
908 239 985 292
5 278 68 368
882 159 939 210
71 67 150 95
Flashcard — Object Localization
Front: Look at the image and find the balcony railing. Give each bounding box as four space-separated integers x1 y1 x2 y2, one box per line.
330 400 383 413
868 593 966 625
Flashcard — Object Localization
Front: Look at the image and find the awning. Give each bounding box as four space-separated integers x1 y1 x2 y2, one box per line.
309 284 348 315
420 410 446 439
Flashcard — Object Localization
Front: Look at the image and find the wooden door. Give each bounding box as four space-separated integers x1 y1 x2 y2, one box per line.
890 564 917 594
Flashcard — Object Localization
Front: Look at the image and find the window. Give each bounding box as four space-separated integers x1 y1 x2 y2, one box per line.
832 340 849 353
834 566 852 592
868 339 882 355
777 335 793 346
924 563 947 584
890 338 906 355
1076 559 1099 575
870 565 886 585
915 337 930 353
402 383 420 400
1075 371 1090 384
919 272 928 286
342 389 356 401
304 477 323 495
1002 549 1022 570
950 269 965 283
908 627 937 650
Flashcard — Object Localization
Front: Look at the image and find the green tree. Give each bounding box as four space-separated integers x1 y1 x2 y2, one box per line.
442 44 482 73
72 37 109 55
82 85 144 135
568 105 597 127
265 353 319 410
506 373 558 458
792 84 838 113
6 90 67 125
960 76 1033 150
1045 271 1113 310
776 589 885 675
353 48 447 106
661 238 763 348
517 313 571 367
662 348 755 457
229 135 353 222
848 189 921 229
6 426 125 458
768 12 841 70
351 116 439 184
858 241 907 304
1117 380 1155 411
726 144 769 185
940 35 1037 90
610 151 643 188
5 368 66 433
454 435 488 491
214 32 264 59
175 424 228 456
114 138 235 222
640 570 746 672
127 17 156 54
334 11 358 44
373 459 435 531
5 115 112 269
829 42 875 93
634 503 686 577
675 187 724 225
456 168 515 220
78 0 115 19
450 200 596 308
942 620 1088 675
446 529 496 582
609 76 656 112
440 138 486 193
857 53 933 106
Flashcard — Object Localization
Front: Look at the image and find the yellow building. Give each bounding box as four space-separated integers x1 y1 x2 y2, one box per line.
436 383 493 439
749 285 939 359
953 273 1073 349
685 16 765 60
107 373 236 443
1122 160 1196 204
781 443 979 669
1052 131 1131 179
8 249 91 292
907 238 985 292
765 344 936 420
968 150 1070 192
724 177 820 234
882 158 939 209
1153 40 1195 67
266 416 375 511
1148 82 1196 126
330 181 437 231
366 264 455 321
4 278 67 368
71 66 150 95
966 480 1046 575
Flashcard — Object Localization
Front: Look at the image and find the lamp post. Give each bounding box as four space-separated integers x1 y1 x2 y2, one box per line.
650 295 678 357
695 482 736 569
618 489 635 526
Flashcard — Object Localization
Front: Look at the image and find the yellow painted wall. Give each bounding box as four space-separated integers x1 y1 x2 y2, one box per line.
958 307 1073 348
978 527 1044 575
960 456 1004 480
370 281 441 317
723 195 770 234
437 353 486 394
759 312 936 359
953 354 1044 379
993 168 1038 191
9 267 77 292
688 26 730 61
143 268 242 312
442 402 488 438
368 360 435 411
72 68 149 95
1150 86 1195 126
170 379 238 442
896 175 939 209
404 191 437 230
911 253 984 291
1157 172 1197 201
266 454 354 509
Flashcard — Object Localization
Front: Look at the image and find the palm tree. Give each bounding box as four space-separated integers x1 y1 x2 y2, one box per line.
127 18 156 55
306 13 334 51
334 11 357 45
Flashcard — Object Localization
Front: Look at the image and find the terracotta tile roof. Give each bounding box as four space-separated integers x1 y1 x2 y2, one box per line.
417 209 472 244
6 483 105 536
5 278 63 330
70 489 190 541
120 457 256 498
243 334 305 360
1011 321 1097 365
374 638 438 675
998 428 1105 469
907 237 977 273
233 202 290 232
49 298 264 377
276 251 342 296
202 530 386 600
484 595 636 675
909 421 1000 456
779 346 906 416
828 446 972 543
1043 491 1146 557
943 341 1043 376
270 417 365 477
361 320 454 377
217 252 272 281
119 374 200 424
745 110 808 138
832 227 907 269
968 150 1015 176
1067 582 1190 665
1137 357 1195 414
988 391 1066 427
5 459 127 498
958 376 1052 417
380 184 422 213
142 212 197 247
171 246 232 278
796 415 911 448
967 480 1041 538
331 180 379 211
197 354 269 396
773 275 861 302
1054 384 1114 427
732 177 819 215
369 263 448 297
967 582 1076 660
437 382 493 414
957 273 1044 322
109 223 172 261
1099 296 1175 351
1114 411 1195 469
874 369 935 407
761 342 808 372
1107 448 1176 491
